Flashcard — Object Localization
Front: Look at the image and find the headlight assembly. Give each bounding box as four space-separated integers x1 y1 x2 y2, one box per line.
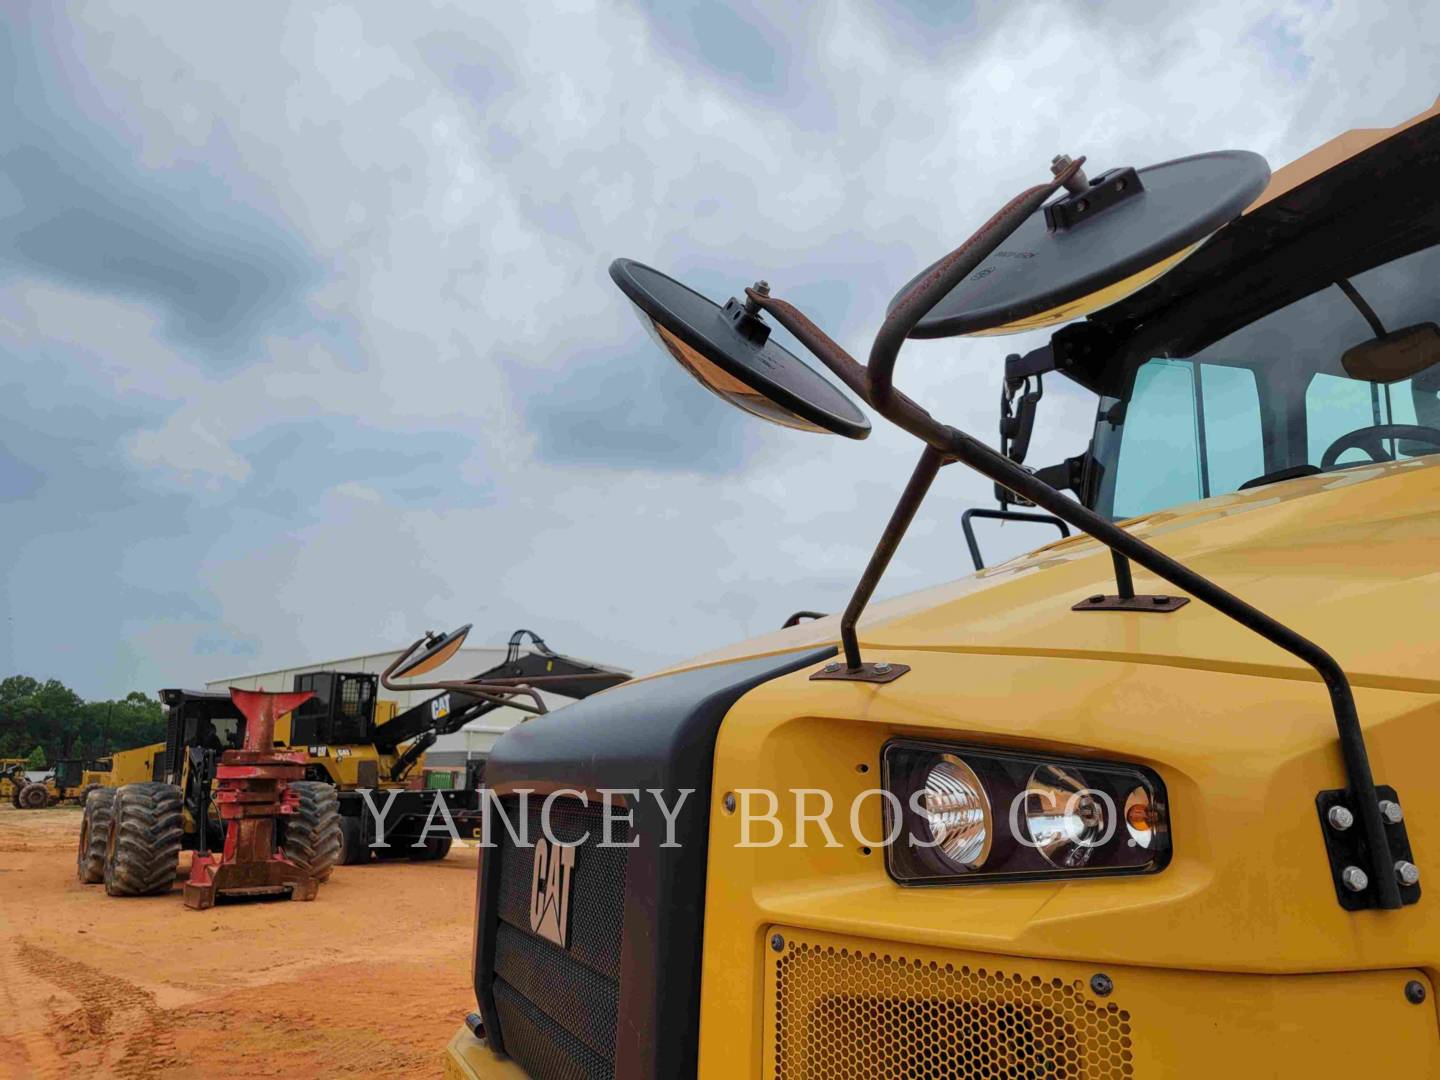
883 740 1170 886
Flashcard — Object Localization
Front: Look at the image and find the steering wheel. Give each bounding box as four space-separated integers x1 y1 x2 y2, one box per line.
1320 423 1440 468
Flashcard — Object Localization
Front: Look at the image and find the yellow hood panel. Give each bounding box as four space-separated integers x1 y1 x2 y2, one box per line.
669 457 1440 693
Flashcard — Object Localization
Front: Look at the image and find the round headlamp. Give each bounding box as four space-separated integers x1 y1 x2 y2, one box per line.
1024 764 1116 868
921 755 993 870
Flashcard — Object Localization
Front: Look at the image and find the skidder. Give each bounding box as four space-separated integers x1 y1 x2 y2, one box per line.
75 688 342 907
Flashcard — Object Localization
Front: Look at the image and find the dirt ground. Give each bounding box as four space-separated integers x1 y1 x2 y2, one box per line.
0 804 479 1079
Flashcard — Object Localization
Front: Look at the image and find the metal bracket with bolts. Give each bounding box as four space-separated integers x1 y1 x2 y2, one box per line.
1316 787 1421 911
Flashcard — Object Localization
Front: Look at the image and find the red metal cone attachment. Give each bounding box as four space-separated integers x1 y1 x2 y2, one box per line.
228 688 315 752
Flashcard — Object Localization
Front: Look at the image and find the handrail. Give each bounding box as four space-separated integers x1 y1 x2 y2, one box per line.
961 508 1069 571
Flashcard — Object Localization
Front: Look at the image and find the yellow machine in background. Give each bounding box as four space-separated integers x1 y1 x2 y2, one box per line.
81 677 450 869
5 758 113 810
0 758 25 802
95 744 167 788
84 629 628 869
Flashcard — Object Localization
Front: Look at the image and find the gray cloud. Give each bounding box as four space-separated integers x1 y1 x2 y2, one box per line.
0 444 43 501
522 343 767 473
0 18 319 371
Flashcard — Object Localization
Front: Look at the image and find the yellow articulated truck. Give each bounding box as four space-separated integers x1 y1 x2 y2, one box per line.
446 100 1440 1078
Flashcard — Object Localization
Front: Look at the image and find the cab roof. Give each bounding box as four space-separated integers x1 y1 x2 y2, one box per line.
1085 97 1440 354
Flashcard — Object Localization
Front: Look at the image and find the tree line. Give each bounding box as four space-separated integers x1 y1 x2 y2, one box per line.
0 676 166 768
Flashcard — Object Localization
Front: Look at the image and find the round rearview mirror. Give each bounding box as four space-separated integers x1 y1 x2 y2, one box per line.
894 150 1271 338
609 258 870 439
394 624 472 679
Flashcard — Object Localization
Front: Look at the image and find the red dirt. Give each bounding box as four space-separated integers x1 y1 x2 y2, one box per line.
0 805 478 1078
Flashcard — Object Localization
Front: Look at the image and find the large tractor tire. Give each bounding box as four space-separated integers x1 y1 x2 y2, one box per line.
103 782 183 897
17 782 50 810
337 815 369 866
410 836 453 861
280 781 342 883
76 787 117 884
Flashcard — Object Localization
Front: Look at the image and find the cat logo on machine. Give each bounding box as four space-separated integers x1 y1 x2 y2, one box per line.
431 693 451 722
529 837 576 948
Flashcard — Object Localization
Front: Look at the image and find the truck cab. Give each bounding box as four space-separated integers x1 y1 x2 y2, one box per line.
446 103 1440 1078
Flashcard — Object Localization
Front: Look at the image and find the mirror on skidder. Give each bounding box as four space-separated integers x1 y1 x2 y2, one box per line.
891 150 1272 338
392 623 472 679
608 258 871 439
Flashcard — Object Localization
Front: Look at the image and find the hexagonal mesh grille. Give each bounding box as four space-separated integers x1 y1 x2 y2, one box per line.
772 940 1134 1079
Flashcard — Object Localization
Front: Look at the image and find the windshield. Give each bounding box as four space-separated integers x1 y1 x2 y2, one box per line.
1091 242 1440 519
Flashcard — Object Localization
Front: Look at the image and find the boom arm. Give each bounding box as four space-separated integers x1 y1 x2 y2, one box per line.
373 632 631 779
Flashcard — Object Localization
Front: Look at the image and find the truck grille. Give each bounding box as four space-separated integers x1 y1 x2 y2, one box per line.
487 795 630 1080
768 929 1134 1079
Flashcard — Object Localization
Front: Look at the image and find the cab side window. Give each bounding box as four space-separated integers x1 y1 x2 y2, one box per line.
1113 360 1200 518
1112 358 1263 519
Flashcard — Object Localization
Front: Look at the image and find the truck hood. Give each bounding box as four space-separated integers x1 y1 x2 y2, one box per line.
664 456 1440 694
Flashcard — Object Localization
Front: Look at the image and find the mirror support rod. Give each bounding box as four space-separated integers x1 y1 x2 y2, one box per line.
748 157 1403 910
1111 550 1135 599
837 445 945 673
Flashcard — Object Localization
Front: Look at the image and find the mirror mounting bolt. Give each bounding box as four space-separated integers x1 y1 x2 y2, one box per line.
1051 153 1089 194
743 280 771 315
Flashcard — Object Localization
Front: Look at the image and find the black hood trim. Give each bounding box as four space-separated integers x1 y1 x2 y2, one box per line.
473 645 835 1079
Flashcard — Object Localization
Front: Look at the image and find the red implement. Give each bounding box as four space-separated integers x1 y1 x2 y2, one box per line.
183 687 320 910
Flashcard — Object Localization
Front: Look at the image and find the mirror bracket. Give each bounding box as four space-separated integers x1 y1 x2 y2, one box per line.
810 661 910 685
1044 166 1144 232
999 371 1042 465
722 296 772 347
1005 345 1057 382
740 158 1404 909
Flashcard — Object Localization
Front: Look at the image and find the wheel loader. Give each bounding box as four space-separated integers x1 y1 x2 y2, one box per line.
446 100 1440 1078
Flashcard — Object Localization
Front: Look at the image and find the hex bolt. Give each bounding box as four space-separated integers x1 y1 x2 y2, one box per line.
1395 860 1421 888
723 792 736 814
1151 595 1169 604
1089 973 1113 997
1341 865 1370 892
1327 805 1355 832
824 662 841 673
1088 594 1105 604
742 280 772 315
873 662 893 674
1379 799 1404 825
770 933 785 953
1051 153 1089 194
1406 980 1428 1005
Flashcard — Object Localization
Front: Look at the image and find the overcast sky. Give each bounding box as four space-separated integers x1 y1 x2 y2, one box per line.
3 1 1438 698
